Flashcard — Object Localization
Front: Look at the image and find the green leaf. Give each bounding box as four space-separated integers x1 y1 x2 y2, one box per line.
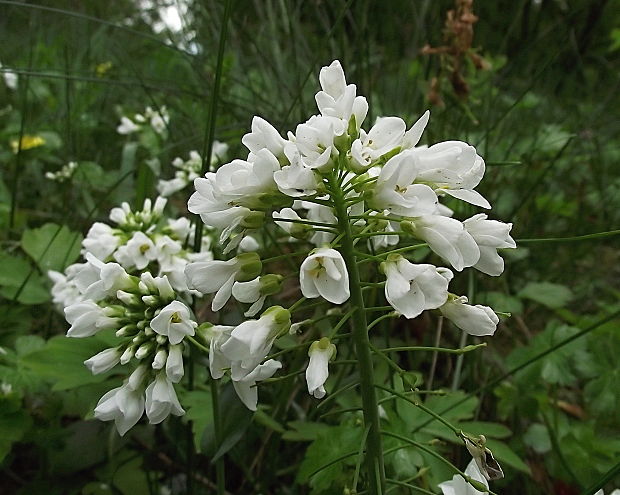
485 438 531 474
20 336 113 390
458 421 512 439
518 282 573 309
479 291 523 315
0 401 32 462
181 389 213 453
282 420 331 442
0 251 50 304
297 424 362 491
254 408 285 433
21 223 83 272
523 423 552 454
201 383 253 461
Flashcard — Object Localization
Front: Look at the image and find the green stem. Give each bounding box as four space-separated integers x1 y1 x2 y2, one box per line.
331 172 386 494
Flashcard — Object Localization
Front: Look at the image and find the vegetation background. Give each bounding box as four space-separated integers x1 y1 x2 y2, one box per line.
0 0 618 494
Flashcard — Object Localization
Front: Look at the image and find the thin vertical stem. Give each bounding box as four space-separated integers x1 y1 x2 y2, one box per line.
191 2 234 494
451 272 475 390
330 173 385 494
427 316 443 391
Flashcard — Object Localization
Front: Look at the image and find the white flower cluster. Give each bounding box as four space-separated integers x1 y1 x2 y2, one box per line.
157 145 228 197
56 60 517 435
50 197 211 309
45 161 78 182
186 60 515 408
117 105 170 136
50 197 211 435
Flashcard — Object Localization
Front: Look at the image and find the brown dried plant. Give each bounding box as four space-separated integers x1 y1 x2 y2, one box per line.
421 0 489 105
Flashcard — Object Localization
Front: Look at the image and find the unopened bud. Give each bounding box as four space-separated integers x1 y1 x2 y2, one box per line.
135 343 153 360
259 274 283 296
235 252 262 282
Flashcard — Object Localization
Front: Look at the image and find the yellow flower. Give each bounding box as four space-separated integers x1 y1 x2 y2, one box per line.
10 135 45 153
95 61 113 77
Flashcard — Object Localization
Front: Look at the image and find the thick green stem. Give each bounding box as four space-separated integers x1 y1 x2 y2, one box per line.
331 174 386 494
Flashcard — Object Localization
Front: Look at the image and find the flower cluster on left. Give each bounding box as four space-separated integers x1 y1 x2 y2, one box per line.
49 197 211 435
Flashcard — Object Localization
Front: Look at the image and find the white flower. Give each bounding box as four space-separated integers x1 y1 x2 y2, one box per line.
382 256 452 318
306 338 336 399
220 306 291 380
373 151 438 217
232 277 265 317
109 202 132 225
300 201 338 246
114 231 158 270
166 344 184 383
65 300 119 337
1 63 18 90
94 383 145 436
74 253 135 301
440 296 499 336
184 253 261 311
150 300 197 345
242 116 287 158
401 110 430 149
82 222 119 260
238 235 260 252
315 60 368 130
350 117 406 170
49 267 83 310
408 215 480 272
157 177 187 197
273 151 319 197
293 115 337 169
167 217 193 242
273 207 307 238
595 490 620 495
145 373 185 424
207 325 235 379
438 459 488 495
117 116 140 135
154 235 183 272
300 248 350 304
139 272 175 300
232 359 282 411
463 214 516 276
84 347 121 374
412 141 490 208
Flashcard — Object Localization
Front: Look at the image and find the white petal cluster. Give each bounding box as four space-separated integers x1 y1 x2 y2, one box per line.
207 306 291 410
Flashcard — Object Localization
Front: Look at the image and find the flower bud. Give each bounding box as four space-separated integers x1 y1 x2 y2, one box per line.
400 220 417 235
141 295 160 307
116 324 138 337
120 346 135 365
152 348 168 370
117 290 142 307
258 274 283 296
135 342 154 360
234 252 262 282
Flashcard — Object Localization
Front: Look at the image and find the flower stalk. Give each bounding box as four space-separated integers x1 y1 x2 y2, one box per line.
330 172 386 494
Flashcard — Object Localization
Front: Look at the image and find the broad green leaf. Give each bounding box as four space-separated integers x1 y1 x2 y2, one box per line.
458 421 512 439
485 438 530 474
181 389 213 452
21 223 83 272
0 400 32 462
518 282 573 309
201 383 252 461
282 420 330 442
523 423 551 454
20 336 113 390
297 424 362 492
